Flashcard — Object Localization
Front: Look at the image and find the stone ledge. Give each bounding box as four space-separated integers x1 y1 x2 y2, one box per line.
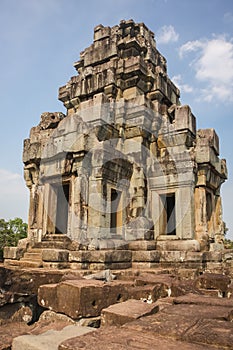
69 250 132 263
157 240 200 252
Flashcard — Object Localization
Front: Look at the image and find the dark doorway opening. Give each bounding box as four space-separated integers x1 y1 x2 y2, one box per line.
110 189 122 234
161 193 176 235
55 183 70 234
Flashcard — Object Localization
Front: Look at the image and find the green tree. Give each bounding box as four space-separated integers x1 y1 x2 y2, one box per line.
0 218 28 260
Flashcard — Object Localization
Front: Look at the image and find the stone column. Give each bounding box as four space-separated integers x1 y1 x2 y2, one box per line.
88 176 109 240
194 187 209 250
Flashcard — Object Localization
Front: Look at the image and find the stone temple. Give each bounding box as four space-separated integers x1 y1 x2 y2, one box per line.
4 20 228 270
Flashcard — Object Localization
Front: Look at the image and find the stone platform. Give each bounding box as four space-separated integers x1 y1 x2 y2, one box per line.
4 235 233 274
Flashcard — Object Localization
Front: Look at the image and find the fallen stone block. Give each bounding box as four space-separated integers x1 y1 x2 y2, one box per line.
0 303 33 325
12 325 94 350
0 322 31 350
127 284 167 302
101 299 159 326
38 280 132 319
161 303 231 321
125 311 199 339
58 326 217 350
182 318 233 348
173 293 233 307
195 273 231 293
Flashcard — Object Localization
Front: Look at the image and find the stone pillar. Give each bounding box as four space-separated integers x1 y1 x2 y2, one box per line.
194 187 209 250
68 173 88 244
213 195 225 244
43 183 57 235
176 186 195 240
88 176 109 240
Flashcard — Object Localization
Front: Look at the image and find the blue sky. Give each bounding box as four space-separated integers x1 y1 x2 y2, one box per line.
0 0 233 239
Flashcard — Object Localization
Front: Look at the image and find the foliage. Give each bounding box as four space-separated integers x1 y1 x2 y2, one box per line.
224 238 233 250
0 218 28 260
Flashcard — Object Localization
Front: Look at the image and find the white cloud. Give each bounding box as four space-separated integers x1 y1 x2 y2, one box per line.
179 40 204 58
172 74 193 94
0 169 28 221
179 36 233 103
156 25 179 44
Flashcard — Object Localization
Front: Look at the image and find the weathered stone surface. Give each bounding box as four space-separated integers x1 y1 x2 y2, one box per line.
132 250 160 262
173 293 233 307
0 322 31 350
194 273 231 292
128 240 156 251
0 307 81 350
42 249 69 262
0 303 33 325
0 267 64 296
157 240 200 252
58 327 217 350
161 303 232 321
38 280 132 318
12 325 95 350
3 247 25 260
126 284 168 302
182 319 233 348
101 299 159 326
68 250 131 263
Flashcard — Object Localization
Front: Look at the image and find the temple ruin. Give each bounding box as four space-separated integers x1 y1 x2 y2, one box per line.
4 19 228 269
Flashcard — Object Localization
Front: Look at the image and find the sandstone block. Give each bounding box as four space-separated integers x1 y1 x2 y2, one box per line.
12 325 94 350
38 280 131 318
59 327 216 350
68 250 131 263
156 240 200 252
195 273 231 293
128 240 156 251
160 250 186 262
132 250 160 262
42 249 69 262
182 319 233 348
3 247 25 260
127 284 168 301
161 303 231 321
173 293 233 307
203 251 223 262
101 299 159 326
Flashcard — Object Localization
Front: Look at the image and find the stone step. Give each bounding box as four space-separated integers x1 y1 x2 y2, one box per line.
132 250 160 262
22 252 42 261
34 241 70 249
27 248 43 254
4 259 21 267
128 240 157 251
42 234 71 242
17 260 43 268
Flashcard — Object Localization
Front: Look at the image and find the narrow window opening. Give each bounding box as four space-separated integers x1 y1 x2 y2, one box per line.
206 192 212 224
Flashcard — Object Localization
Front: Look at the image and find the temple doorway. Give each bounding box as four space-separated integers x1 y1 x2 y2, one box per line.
110 188 123 235
55 183 70 234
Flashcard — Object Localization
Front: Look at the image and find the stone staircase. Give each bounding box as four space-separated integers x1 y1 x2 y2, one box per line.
4 234 233 272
